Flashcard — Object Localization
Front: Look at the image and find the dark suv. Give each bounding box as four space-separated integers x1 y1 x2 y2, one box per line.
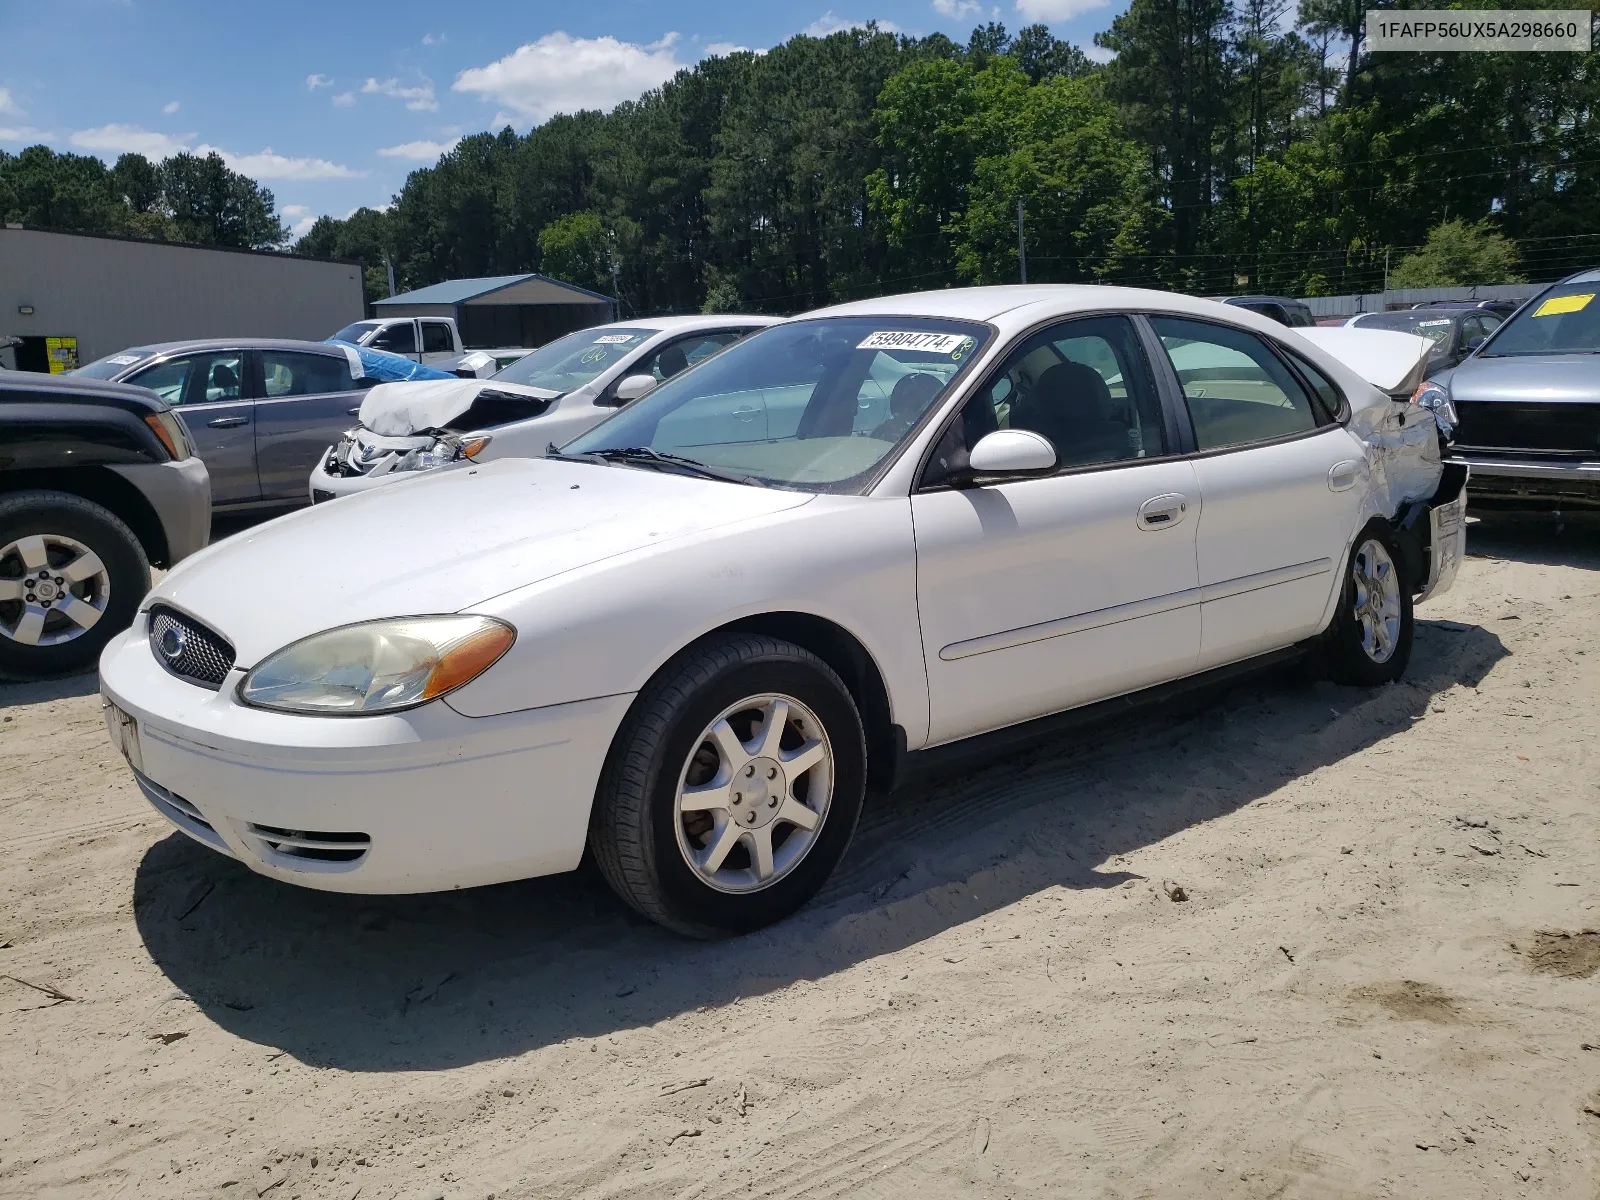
0 373 211 678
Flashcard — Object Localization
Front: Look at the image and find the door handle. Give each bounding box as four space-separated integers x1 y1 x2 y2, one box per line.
347 407 361 415
732 406 759 423
1137 493 1189 530
1328 460 1362 492
206 416 247 428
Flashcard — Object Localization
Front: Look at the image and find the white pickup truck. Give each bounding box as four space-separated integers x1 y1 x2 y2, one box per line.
329 316 464 366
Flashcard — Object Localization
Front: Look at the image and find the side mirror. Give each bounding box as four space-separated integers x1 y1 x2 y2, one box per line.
967 429 1058 478
605 374 658 406
1466 336 1486 352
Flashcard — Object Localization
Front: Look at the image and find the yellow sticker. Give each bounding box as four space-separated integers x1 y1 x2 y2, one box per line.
1533 292 1594 317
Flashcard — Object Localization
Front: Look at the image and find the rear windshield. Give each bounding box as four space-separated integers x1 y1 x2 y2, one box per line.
1481 284 1600 356
73 349 153 379
331 321 382 344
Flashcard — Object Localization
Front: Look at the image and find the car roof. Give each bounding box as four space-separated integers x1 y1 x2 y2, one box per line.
601 314 780 332
806 284 1294 334
0 371 159 403
1558 266 1600 285
1222 295 1307 307
109 338 356 359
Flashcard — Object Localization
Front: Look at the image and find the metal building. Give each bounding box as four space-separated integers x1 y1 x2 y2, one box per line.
372 274 618 350
0 226 363 372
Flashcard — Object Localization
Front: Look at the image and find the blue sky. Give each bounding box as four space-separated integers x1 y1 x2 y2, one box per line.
0 0 1119 240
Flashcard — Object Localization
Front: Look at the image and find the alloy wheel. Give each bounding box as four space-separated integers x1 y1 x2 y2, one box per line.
0 534 111 647
1351 538 1401 664
674 693 834 894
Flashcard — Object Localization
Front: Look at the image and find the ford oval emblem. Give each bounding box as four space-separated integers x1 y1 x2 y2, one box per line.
159 624 187 661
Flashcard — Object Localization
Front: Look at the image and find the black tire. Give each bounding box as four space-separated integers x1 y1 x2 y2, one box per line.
0 490 150 680
590 633 867 938
1325 518 1414 687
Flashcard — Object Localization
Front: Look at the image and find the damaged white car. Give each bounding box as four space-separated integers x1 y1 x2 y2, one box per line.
100 287 1465 938
309 315 776 502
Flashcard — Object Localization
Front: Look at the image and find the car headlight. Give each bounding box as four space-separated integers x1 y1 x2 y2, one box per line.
1410 380 1457 439
238 615 515 715
394 434 492 473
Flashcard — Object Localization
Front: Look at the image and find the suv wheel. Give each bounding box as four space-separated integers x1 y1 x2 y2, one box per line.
590 633 867 937
0 490 150 679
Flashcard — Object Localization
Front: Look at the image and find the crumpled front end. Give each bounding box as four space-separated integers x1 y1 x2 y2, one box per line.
309 427 484 503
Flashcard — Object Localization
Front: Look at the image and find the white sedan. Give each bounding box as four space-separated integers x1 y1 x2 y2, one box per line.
99 287 1466 937
308 315 776 502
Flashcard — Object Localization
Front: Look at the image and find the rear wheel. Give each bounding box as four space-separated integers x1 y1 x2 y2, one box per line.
590 633 867 937
1326 519 1413 687
0 491 150 680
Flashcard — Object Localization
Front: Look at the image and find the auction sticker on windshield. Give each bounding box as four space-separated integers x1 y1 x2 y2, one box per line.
1533 293 1594 317
594 334 642 344
858 332 974 355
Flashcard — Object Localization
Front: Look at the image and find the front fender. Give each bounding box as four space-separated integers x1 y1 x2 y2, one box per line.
445 495 931 747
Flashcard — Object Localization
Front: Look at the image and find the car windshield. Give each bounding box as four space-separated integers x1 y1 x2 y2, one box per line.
561 316 990 492
1357 313 1456 347
331 321 381 344
492 327 657 392
1480 284 1600 356
72 349 154 379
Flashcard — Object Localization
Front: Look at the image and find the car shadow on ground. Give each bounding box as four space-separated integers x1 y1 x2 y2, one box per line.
1465 507 1600 569
132 605 1510 1072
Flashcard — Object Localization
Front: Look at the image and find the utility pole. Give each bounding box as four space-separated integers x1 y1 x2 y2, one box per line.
384 253 396 299
1383 248 1389 294
1016 198 1028 284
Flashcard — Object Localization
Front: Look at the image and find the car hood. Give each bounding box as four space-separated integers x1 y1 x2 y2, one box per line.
152 456 813 666
1444 354 1600 404
357 378 561 436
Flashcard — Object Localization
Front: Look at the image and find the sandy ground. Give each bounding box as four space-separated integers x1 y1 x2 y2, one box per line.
1 511 1598 1200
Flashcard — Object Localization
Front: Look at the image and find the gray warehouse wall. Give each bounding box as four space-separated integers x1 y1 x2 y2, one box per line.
0 227 364 366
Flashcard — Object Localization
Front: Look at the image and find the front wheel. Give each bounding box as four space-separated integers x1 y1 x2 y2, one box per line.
1326 520 1414 687
590 633 867 938
0 491 150 680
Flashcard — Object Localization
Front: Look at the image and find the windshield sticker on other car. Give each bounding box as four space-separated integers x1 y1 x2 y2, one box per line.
107 355 142 365
593 334 641 344
857 331 972 355
1533 292 1594 318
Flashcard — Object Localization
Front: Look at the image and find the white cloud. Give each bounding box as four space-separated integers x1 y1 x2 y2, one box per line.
69 123 365 179
280 204 317 238
0 126 49 144
0 88 20 116
453 33 685 123
933 0 983 16
362 76 438 112
704 41 754 56
71 123 194 158
162 100 180 115
332 91 356 107
225 148 365 180
422 32 445 45
805 11 901 35
378 138 460 160
1015 0 1113 18
306 73 334 91
1083 41 1115 62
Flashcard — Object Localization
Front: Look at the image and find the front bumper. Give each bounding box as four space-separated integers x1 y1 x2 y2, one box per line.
108 457 212 564
308 452 417 503
98 617 633 894
1447 452 1600 505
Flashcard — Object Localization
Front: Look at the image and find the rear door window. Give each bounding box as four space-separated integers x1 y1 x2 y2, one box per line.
421 322 455 354
260 350 357 397
1150 317 1320 451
